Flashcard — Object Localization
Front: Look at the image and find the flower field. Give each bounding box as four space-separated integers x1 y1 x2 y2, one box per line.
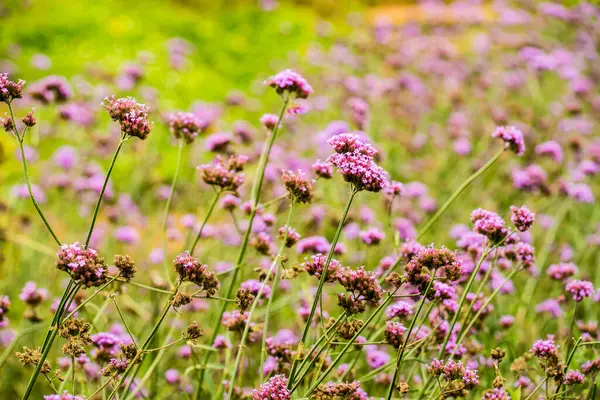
0 1 599 399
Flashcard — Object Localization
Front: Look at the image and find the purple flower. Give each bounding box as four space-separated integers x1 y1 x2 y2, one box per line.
492 125 525 156
536 140 563 163
531 338 559 358
103 96 152 140
168 111 205 143
264 69 312 99
564 369 585 385
510 205 535 232
0 73 25 103
565 280 595 302
359 228 385 246
251 374 290 400
43 392 84 400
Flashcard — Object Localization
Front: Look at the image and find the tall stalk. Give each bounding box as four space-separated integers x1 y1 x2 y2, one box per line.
8 103 61 246
287 187 358 387
416 148 504 241
227 203 293 399
85 135 126 248
162 139 185 285
189 190 222 256
386 275 436 399
194 96 289 398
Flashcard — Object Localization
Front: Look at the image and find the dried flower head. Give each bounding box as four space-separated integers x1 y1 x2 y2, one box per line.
114 254 136 281
22 109 36 127
15 346 52 374
198 155 248 194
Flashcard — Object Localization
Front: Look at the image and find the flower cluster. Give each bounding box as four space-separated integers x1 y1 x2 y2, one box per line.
29 75 72 104
282 169 314 204
531 338 559 359
173 252 220 297
384 321 407 348
103 96 152 139
302 254 341 283
0 73 25 103
312 381 368 400
427 359 479 389
198 154 248 194
327 134 389 192
471 208 508 244
492 125 525 156
510 205 535 232
251 374 290 400
168 111 205 143
404 246 462 292
337 266 384 315
56 242 108 288
264 69 313 99
565 280 594 302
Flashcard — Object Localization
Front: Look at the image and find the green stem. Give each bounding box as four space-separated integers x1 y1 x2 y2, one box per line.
516 200 571 324
85 137 125 248
386 274 436 399
525 377 548 400
300 291 397 397
189 189 222 256
162 139 185 286
227 203 293 398
437 245 490 359
453 267 521 352
22 283 81 399
416 148 504 241
107 285 179 400
9 103 61 246
194 96 289 398
288 188 358 388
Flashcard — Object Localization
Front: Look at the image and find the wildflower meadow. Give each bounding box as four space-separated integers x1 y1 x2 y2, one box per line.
0 1 599 399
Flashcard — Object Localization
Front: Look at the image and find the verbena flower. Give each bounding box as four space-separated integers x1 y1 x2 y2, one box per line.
168 111 205 143
56 243 108 288
251 374 290 400
264 69 313 99
564 369 585 385
565 279 594 302
302 254 341 283
43 392 84 400
0 73 25 103
198 154 248 194
282 169 314 204
326 134 389 192
103 96 152 140
510 205 535 232
531 338 559 359
29 75 71 104
337 266 383 315
492 125 525 156
173 252 220 297
384 321 406 348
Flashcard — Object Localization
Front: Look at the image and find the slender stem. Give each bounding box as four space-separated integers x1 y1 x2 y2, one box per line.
288 188 358 387
124 319 180 400
453 267 521 352
555 337 582 396
162 139 185 285
416 148 504 241
438 245 490 359
85 137 125 248
22 283 81 399
9 103 61 246
107 285 179 400
71 355 75 394
386 274 436 400
227 204 293 398
516 200 571 324
565 302 579 358
189 190 222 256
525 377 548 400
259 205 292 385
62 276 119 322
301 291 397 397
111 296 138 346
194 96 289 398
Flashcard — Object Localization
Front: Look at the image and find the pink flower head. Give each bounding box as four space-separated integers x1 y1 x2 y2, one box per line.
103 96 152 140
531 338 559 359
492 125 525 156
510 205 535 232
264 69 312 99
251 374 290 400
565 280 594 302
0 73 25 103
168 111 204 143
